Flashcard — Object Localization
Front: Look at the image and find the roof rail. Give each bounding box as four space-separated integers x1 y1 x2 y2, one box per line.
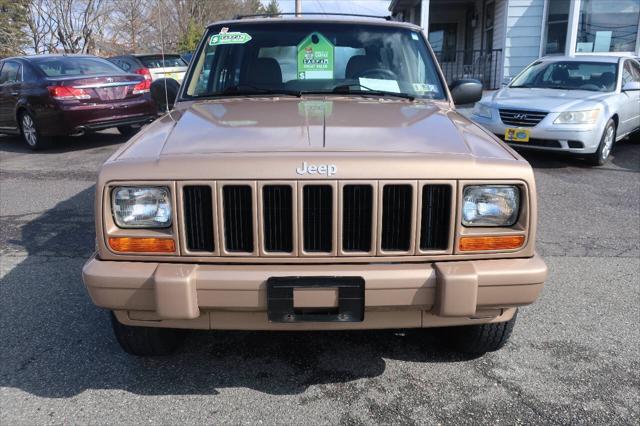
233 12 393 21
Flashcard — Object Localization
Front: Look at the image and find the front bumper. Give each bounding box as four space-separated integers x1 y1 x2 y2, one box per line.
472 113 604 154
82 254 547 330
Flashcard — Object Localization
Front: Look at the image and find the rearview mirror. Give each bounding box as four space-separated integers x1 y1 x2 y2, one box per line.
449 79 483 105
151 78 181 112
502 76 512 87
622 81 640 91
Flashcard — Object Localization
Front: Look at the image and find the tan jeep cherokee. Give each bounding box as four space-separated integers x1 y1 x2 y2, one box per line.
82 16 547 356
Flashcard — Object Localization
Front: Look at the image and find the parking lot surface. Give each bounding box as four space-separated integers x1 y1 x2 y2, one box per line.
1 131 639 424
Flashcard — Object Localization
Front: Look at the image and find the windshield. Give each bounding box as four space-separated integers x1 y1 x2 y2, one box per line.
510 60 618 92
33 57 125 77
184 22 446 100
139 55 187 68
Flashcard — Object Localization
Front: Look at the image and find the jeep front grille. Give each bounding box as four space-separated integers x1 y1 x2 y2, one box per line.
342 185 374 252
302 185 334 252
183 185 215 252
419 185 452 250
180 181 453 257
222 185 254 252
262 185 294 253
381 184 414 251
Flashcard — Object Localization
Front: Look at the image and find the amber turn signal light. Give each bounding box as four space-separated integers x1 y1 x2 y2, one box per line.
459 235 525 251
108 237 176 253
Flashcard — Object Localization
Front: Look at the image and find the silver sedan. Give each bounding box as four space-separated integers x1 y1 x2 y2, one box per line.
471 55 640 166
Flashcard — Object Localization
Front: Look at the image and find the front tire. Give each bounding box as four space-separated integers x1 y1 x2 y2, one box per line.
110 312 185 356
19 111 51 150
587 119 616 166
444 310 518 354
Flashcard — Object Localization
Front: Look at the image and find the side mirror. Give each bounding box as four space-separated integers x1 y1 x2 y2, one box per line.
151 78 180 112
622 81 640 91
502 76 512 87
449 79 483 105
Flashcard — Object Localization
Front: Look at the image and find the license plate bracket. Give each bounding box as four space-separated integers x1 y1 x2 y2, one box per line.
267 276 365 323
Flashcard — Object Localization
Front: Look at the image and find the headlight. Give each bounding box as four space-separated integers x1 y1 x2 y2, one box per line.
112 187 172 228
463 185 520 227
553 109 599 124
472 103 492 119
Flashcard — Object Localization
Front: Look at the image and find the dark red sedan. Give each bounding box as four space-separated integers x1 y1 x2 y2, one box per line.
0 55 157 150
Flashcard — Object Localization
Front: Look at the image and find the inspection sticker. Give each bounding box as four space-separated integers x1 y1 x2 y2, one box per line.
210 31 252 46
413 83 438 93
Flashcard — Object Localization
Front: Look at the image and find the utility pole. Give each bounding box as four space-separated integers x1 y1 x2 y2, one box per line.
295 0 302 16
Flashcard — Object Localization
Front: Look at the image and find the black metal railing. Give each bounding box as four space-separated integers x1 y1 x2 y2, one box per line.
434 49 503 90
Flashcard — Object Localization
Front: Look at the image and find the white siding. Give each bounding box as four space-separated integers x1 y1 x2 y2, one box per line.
494 1 507 51
503 0 545 79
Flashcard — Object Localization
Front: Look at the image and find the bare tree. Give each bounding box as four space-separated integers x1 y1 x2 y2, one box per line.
19 0 275 56
47 0 107 53
108 0 149 53
25 0 56 54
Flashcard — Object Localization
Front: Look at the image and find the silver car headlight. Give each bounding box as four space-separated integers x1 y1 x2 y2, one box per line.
462 185 520 227
112 187 172 228
472 103 492 119
553 109 599 124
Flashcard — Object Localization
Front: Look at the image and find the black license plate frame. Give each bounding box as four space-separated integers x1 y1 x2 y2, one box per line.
267 276 365 323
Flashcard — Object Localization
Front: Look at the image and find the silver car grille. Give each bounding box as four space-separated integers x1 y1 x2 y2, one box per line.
499 109 548 127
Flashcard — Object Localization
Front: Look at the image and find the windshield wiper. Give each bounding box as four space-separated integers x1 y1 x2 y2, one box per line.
330 84 415 101
221 84 301 97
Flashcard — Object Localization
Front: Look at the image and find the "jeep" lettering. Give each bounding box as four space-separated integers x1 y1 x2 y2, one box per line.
296 161 337 177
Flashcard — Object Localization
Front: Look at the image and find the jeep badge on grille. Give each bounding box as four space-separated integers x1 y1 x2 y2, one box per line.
296 161 337 176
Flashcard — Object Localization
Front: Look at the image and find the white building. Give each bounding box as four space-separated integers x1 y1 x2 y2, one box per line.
390 0 640 88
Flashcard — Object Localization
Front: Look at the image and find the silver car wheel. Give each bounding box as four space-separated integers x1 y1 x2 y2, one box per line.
21 114 38 147
601 124 614 161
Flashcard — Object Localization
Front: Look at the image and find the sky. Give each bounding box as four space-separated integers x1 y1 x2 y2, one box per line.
261 0 392 16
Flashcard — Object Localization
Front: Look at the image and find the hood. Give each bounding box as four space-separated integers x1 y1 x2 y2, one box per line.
114 97 515 161
487 87 610 112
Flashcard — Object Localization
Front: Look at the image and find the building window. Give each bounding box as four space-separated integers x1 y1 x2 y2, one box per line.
576 0 640 53
544 0 570 54
483 1 495 52
429 24 458 62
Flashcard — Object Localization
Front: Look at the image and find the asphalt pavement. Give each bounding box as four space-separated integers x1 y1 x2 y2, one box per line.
1 130 639 424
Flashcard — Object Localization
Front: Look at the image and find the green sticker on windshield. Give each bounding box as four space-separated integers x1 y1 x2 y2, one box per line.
210 31 252 46
297 32 334 80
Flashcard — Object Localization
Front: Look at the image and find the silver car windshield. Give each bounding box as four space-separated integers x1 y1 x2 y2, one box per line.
184 22 446 100
510 61 618 92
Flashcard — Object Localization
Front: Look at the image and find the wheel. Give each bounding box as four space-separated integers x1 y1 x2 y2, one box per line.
117 125 140 137
110 312 185 356
19 111 51 150
586 119 616 166
150 78 180 113
444 309 518 354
